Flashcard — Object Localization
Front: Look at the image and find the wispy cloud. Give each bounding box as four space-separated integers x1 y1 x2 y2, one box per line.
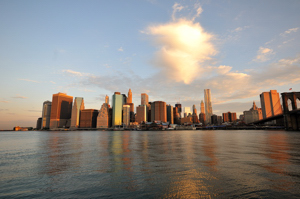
0 100 10 103
18 79 39 83
118 47 124 52
62 69 91 77
50 81 56 84
172 3 184 21
231 26 250 33
253 47 275 62
280 27 299 37
12 95 28 99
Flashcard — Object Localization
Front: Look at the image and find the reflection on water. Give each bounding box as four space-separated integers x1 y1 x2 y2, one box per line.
0 130 300 198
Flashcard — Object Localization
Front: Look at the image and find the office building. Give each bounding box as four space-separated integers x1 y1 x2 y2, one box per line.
127 89 132 103
222 112 237 123
192 104 199 123
50 93 73 129
79 109 98 128
112 92 123 126
175 103 182 118
70 97 84 128
123 105 130 127
141 93 149 106
36 117 42 130
136 105 147 124
204 89 213 124
200 100 205 114
244 101 263 124
260 90 283 119
199 113 206 125
167 104 174 124
97 103 109 128
151 101 167 122
41 100 52 129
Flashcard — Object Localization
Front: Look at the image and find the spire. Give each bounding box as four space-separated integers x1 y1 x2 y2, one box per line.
127 88 132 103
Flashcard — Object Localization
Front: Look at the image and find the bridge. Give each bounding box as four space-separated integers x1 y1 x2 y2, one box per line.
251 92 300 131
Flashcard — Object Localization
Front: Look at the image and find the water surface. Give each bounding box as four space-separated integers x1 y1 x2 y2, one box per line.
0 130 300 198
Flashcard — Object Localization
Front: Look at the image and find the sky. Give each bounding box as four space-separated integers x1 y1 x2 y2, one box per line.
0 0 300 130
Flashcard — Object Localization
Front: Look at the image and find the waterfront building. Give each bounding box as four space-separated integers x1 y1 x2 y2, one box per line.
70 97 84 128
199 113 206 125
136 105 147 124
217 116 222 125
211 114 218 125
141 93 149 106
112 92 123 126
97 103 109 128
260 90 283 119
79 109 98 128
123 105 130 127
244 101 263 124
204 89 213 124
151 101 167 122
200 100 205 114
180 116 193 125
50 93 73 129
192 104 199 123
222 112 237 123
36 117 42 130
167 104 174 124
173 107 180 124
175 103 182 118
41 100 52 129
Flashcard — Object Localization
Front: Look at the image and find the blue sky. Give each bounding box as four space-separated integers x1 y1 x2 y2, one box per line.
0 0 300 129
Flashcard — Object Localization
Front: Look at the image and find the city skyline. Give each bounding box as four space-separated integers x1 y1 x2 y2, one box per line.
0 1 300 129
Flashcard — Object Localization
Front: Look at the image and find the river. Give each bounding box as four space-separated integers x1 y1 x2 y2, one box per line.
0 130 299 198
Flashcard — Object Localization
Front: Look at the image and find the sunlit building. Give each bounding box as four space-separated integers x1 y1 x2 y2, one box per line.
173 106 180 124
222 112 237 123
175 103 182 118
204 89 213 124
105 95 109 105
79 109 98 128
199 113 206 125
151 101 167 122
200 100 205 114
260 90 283 119
141 93 149 106
192 104 199 123
50 93 73 129
136 105 147 124
70 97 84 128
127 89 132 103
97 103 109 128
123 105 130 127
112 92 123 126
167 104 174 124
41 100 52 129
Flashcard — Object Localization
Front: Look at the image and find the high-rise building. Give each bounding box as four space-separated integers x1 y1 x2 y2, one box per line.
97 103 109 128
141 93 149 106
79 109 98 128
244 101 263 124
70 97 84 128
167 105 174 124
260 90 283 119
50 93 73 129
175 103 182 118
211 114 218 125
41 100 52 129
105 95 109 105
127 89 132 103
151 101 167 122
136 105 147 124
122 94 127 105
36 117 42 130
200 100 205 114
222 112 237 123
112 92 123 126
122 105 130 127
192 104 199 123
199 113 206 125
204 89 213 124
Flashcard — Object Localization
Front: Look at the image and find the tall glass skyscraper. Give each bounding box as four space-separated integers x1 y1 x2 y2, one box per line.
204 89 213 124
42 101 52 129
70 97 84 128
112 92 123 126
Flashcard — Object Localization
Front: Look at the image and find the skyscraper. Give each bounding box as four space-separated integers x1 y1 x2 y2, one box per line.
192 104 199 123
204 89 213 124
151 101 167 122
105 95 109 105
167 104 174 124
200 100 205 114
70 97 84 128
141 93 149 106
260 90 283 119
175 103 182 118
41 100 52 129
97 103 109 128
127 89 132 103
50 93 73 129
112 92 123 126
79 109 98 128
136 105 147 124
122 105 130 127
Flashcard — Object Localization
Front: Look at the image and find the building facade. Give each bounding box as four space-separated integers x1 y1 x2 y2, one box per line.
97 103 109 128
141 93 149 106
79 109 98 128
222 112 237 123
112 92 123 126
70 97 84 128
204 89 213 124
167 105 174 124
136 105 147 124
151 101 167 122
122 105 130 127
260 90 283 119
41 100 52 129
50 93 73 129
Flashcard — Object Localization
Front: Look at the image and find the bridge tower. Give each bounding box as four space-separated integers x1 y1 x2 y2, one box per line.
281 92 300 131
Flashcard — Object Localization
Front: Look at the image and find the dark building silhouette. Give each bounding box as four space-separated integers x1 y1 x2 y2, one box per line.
79 109 98 128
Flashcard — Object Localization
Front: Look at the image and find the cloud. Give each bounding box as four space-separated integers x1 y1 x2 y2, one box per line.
50 81 56 84
172 3 184 21
62 69 90 77
280 27 299 36
231 26 250 33
144 18 217 84
12 95 28 99
253 47 274 62
18 79 39 83
118 47 124 52
0 100 10 103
